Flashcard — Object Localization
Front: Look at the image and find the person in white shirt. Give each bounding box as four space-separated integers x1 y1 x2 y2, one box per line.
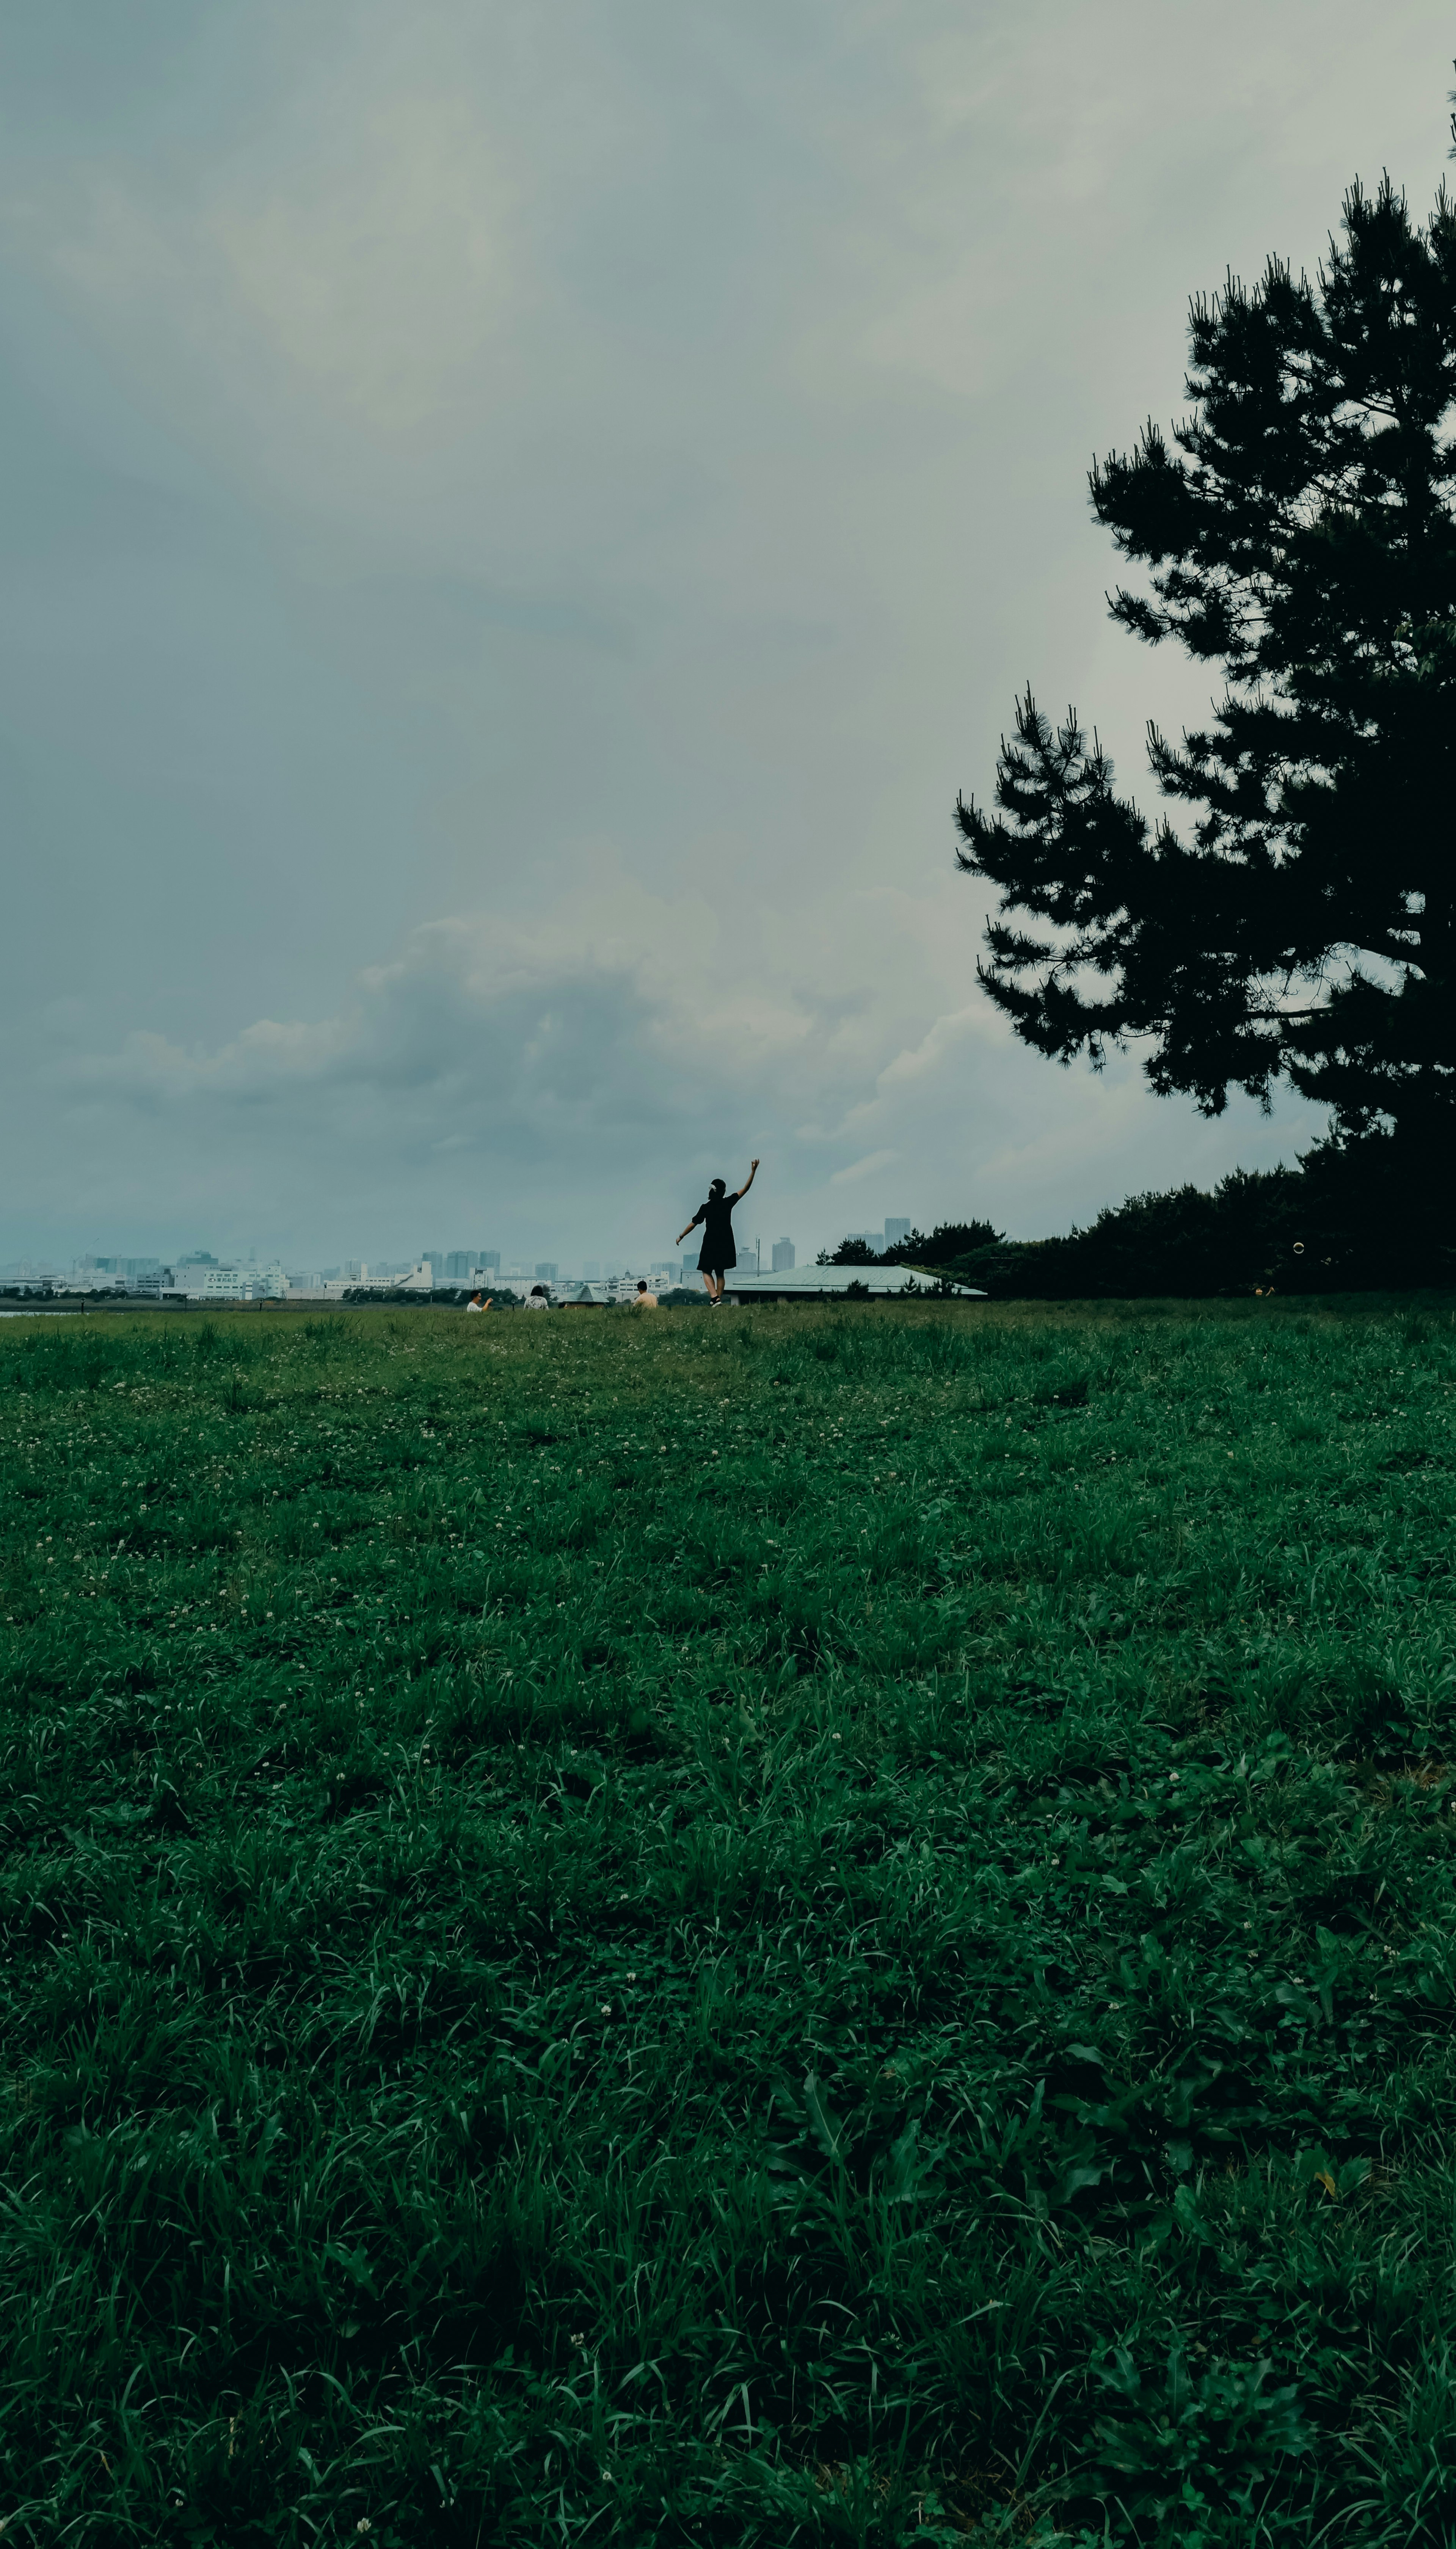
465 1293 491 1313
633 1280 659 1309
524 1285 551 1311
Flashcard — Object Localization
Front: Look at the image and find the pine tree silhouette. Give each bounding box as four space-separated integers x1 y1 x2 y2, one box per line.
957 84 1456 1183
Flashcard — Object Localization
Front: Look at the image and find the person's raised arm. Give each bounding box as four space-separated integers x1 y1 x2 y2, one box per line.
733 1157 760 1202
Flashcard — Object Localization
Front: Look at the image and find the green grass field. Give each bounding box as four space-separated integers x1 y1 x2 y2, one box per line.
3 1296 1455 2548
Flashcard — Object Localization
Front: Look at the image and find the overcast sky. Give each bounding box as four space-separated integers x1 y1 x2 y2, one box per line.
2 0 1450 1268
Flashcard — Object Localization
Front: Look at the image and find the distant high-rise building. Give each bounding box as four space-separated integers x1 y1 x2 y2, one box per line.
535 1261 558 1280
772 1237 795 1272
884 1218 912 1250
444 1250 472 1279
423 1251 444 1276
479 1251 500 1273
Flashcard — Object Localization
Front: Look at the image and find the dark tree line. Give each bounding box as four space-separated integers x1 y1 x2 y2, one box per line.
955 86 1456 1249
908 1147 1445 1300
817 1222 999 1268
822 1146 1451 1296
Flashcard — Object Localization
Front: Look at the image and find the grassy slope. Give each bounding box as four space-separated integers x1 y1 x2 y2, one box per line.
2 1298 1455 2548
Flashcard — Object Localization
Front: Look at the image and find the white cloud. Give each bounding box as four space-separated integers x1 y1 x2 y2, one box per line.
6 28 535 521
75 888 741 1139
829 1148 899 1186
53 869 1324 1258
69 879 937 1166
212 92 518 433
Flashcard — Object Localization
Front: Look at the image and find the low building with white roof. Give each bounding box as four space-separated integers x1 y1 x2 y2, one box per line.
722 1264 983 1302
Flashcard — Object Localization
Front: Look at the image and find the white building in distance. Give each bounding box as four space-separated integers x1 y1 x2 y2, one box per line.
177 1262 288 1301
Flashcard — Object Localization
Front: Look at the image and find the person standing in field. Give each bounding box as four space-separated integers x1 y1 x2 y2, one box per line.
678 1159 758 1305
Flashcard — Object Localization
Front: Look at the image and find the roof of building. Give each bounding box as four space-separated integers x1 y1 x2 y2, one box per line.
722 1263 984 1299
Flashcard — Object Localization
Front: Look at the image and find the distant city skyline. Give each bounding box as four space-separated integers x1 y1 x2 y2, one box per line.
5 1222 827 1286
6 1215 881 1282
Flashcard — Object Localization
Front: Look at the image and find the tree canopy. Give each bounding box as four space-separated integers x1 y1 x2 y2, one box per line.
817 1221 1001 1268
956 101 1456 1165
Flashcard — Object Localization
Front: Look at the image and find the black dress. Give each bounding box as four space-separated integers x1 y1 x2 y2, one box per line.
691 1193 737 1272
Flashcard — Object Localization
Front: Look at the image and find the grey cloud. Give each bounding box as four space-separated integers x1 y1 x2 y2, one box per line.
52 877 1323 1264
0 0 1431 1263
74 903 738 1144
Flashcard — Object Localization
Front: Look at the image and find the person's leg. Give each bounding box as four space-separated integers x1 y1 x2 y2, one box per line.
701 1271 716 1301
